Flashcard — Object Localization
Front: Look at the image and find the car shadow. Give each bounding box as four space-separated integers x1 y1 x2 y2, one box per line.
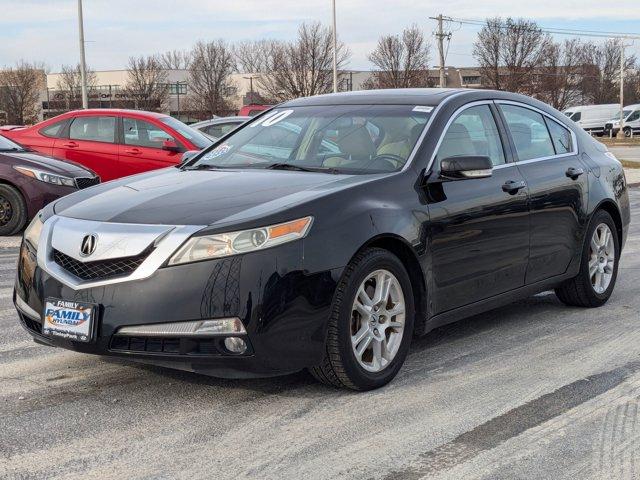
104 291 569 395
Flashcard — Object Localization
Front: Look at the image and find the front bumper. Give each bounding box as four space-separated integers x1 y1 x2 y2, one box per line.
15 238 341 378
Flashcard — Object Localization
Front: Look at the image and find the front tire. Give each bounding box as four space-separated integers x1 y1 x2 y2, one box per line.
555 210 619 307
310 248 415 390
0 184 27 236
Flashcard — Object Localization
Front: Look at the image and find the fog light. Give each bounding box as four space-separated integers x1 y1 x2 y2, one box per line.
224 337 247 354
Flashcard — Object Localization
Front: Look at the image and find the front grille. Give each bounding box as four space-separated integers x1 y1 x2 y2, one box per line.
109 335 251 356
19 312 42 335
53 248 151 281
75 176 100 189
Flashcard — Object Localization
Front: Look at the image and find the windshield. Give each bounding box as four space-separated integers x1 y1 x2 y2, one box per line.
187 105 432 174
0 135 26 151
160 117 212 149
610 110 632 121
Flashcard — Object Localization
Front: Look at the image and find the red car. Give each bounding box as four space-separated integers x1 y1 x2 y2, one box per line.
0 109 211 181
238 104 272 117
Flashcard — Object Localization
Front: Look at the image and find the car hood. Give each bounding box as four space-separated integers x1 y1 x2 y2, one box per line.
2 150 93 176
54 167 379 226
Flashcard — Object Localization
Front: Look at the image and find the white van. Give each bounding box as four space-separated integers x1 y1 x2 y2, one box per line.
563 104 620 136
604 104 640 137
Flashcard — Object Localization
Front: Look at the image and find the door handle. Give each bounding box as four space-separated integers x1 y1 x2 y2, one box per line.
124 148 142 155
62 141 78 148
502 180 527 194
566 167 585 180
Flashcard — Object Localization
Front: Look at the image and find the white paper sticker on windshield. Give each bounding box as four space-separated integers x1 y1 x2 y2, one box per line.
413 106 434 113
203 143 231 160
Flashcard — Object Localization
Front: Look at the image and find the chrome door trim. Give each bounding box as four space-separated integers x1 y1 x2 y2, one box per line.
425 99 498 172
37 215 205 290
403 90 469 172
494 99 579 157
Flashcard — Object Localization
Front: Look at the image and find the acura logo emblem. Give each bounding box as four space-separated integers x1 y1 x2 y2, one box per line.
80 234 98 257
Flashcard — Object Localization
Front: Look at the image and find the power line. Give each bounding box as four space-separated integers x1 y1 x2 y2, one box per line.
445 16 640 40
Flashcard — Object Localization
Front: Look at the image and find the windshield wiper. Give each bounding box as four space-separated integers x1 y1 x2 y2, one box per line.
184 164 225 171
266 163 315 172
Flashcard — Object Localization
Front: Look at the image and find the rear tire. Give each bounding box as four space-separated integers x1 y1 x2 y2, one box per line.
0 184 27 236
310 248 415 390
555 210 619 308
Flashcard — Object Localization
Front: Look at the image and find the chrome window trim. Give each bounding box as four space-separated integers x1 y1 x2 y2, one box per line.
425 99 503 172
403 90 469 172
494 99 579 159
37 215 205 290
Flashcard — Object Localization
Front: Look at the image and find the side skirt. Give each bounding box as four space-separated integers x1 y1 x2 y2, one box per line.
421 270 576 336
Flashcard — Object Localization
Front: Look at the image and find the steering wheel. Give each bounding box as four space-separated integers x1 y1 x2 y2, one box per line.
367 153 405 171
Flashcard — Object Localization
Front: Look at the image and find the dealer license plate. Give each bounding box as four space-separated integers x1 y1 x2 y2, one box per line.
42 298 96 343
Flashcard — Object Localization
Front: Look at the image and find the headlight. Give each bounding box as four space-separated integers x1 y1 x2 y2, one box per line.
168 216 313 266
23 212 43 251
14 166 76 187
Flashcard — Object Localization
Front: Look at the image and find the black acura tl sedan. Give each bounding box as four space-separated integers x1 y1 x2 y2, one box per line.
15 89 630 390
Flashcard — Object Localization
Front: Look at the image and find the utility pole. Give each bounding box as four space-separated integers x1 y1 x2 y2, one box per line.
331 0 338 93
430 14 451 88
617 39 626 139
77 0 88 109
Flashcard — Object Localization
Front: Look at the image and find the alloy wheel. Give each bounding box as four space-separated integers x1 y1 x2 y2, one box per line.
350 269 406 373
589 223 615 294
0 196 13 227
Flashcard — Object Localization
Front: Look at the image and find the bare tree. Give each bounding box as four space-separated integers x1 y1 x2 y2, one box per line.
580 39 636 104
55 63 97 109
258 22 350 101
0 61 45 125
364 25 430 89
123 55 169 111
473 17 502 89
187 39 236 117
234 40 278 73
535 39 589 110
473 17 551 93
159 50 191 70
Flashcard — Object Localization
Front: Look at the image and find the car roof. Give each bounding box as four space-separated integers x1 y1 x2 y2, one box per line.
56 109 169 120
281 88 467 107
191 116 251 128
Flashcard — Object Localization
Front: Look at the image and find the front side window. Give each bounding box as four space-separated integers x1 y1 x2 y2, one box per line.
500 104 555 161
627 110 640 122
123 118 174 148
545 117 573 154
69 116 116 143
188 105 432 174
436 104 505 166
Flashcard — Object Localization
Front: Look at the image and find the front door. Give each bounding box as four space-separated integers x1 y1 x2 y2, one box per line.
497 102 589 283
426 102 530 314
53 115 118 181
118 117 184 177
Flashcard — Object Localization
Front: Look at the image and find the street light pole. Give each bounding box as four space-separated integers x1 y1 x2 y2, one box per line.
331 0 338 93
77 0 88 109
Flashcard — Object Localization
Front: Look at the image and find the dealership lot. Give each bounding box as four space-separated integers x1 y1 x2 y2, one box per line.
0 188 639 479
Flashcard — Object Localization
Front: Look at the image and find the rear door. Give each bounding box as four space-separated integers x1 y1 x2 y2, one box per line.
118 117 184 177
497 101 589 284
53 114 118 180
426 102 530 313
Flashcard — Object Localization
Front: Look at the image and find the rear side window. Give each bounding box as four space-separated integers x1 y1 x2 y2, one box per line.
204 121 242 139
500 104 555 161
436 104 506 166
69 116 116 143
123 118 174 148
40 120 66 138
545 118 573 154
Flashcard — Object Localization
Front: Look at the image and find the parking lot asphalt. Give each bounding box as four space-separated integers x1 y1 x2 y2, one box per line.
1 190 640 480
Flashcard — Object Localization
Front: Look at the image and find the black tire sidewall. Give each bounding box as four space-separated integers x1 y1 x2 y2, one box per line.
582 211 619 303
0 185 27 236
336 251 415 390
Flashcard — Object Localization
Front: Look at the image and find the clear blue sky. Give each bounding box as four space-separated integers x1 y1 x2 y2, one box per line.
1 0 639 72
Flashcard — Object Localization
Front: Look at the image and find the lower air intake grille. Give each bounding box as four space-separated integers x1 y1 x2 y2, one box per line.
53 248 151 281
75 177 100 189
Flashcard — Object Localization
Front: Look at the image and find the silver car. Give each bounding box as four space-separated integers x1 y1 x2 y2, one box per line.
190 116 251 141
